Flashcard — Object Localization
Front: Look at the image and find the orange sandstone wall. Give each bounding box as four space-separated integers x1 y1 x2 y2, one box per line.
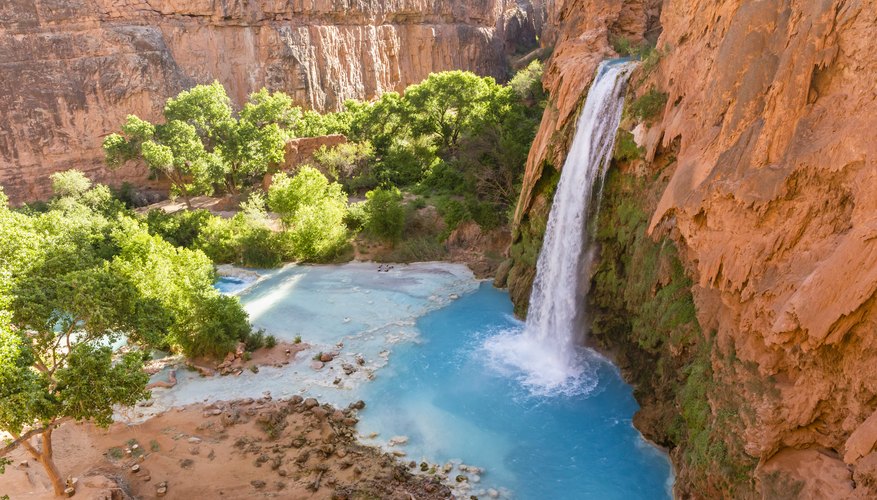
0 0 541 203
512 0 877 495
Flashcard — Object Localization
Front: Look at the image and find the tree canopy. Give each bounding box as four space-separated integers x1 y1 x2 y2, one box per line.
103 83 298 204
0 175 255 494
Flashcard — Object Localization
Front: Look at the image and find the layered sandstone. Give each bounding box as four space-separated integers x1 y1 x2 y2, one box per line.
510 0 877 496
0 0 541 203
646 1 877 495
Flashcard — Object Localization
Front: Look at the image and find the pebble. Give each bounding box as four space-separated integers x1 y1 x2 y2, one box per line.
487 488 500 498
310 361 324 370
388 435 408 446
187 437 201 444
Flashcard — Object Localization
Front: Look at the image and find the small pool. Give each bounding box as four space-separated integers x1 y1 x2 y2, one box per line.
214 275 256 295
149 264 672 498
356 282 673 499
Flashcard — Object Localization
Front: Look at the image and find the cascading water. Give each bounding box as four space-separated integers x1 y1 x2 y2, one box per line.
485 59 637 395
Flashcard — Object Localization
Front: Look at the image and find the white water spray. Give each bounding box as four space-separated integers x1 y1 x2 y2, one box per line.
485 60 637 395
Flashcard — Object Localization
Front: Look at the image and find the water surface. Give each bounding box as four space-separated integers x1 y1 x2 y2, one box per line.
142 263 672 498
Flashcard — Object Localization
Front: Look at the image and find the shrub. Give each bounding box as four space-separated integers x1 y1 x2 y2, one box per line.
364 187 406 242
243 328 268 351
313 141 374 188
264 335 277 349
436 198 470 234
629 88 668 123
194 212 283 268
144 208 213 248
51 169 92 198
266 167 349 261
417 162 466 195
614 130 642 162
344 201 368 231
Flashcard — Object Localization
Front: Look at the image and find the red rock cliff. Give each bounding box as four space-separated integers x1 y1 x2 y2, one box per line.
511 0 877 496
0 0 541 203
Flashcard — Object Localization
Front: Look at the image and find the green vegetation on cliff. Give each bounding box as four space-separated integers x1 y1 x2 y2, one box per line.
589 166 756 497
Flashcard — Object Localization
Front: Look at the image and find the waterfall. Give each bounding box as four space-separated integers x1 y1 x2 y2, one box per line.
485 60 636 395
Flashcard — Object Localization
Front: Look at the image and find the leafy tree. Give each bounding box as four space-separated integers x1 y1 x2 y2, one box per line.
403 71 499 152
49 170 92 198
267 167 349 261
112 219 253 355
216 89 298 192
344 93 410 152
104 114 216 208
0 190 151 496
104 83 298 203
364 187 406 242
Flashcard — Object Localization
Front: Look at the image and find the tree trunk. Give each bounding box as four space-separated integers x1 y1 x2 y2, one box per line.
21 428 65 496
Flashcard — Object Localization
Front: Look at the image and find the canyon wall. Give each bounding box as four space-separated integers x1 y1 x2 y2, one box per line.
0 0 541 203
507 0 877 496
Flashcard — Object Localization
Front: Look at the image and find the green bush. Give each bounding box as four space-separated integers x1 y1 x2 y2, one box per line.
417 162 466 195
629 88 668 123
266 167 349 261
344 201 368 231
364 187 406 242
144 208 213 248
436 198 470 234
50 169 92 198
194 211 283 268
312 141 374 188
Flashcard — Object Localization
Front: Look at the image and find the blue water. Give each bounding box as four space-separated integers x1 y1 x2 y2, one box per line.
152 264 672 498
215 275 254 294
357 282 673 499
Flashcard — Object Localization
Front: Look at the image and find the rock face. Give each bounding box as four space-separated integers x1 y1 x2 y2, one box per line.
509 0 877 496
0 0 542 203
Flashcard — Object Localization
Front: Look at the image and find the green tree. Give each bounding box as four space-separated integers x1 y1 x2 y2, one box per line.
0 190 151 496
267 167 349 261
364 187 406 242
403 71 499 152
104 83 297 202
104 114 216 208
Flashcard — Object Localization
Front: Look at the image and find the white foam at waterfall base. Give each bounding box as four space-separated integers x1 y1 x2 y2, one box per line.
484 60 637 396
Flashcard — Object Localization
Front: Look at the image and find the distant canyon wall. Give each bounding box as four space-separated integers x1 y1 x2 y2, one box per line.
509 0 877 496
0 0 541 203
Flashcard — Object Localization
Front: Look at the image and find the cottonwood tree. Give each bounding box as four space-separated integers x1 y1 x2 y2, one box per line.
0 177 254 494
403 71 500 153
103 83 299 204
0 189 151 496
